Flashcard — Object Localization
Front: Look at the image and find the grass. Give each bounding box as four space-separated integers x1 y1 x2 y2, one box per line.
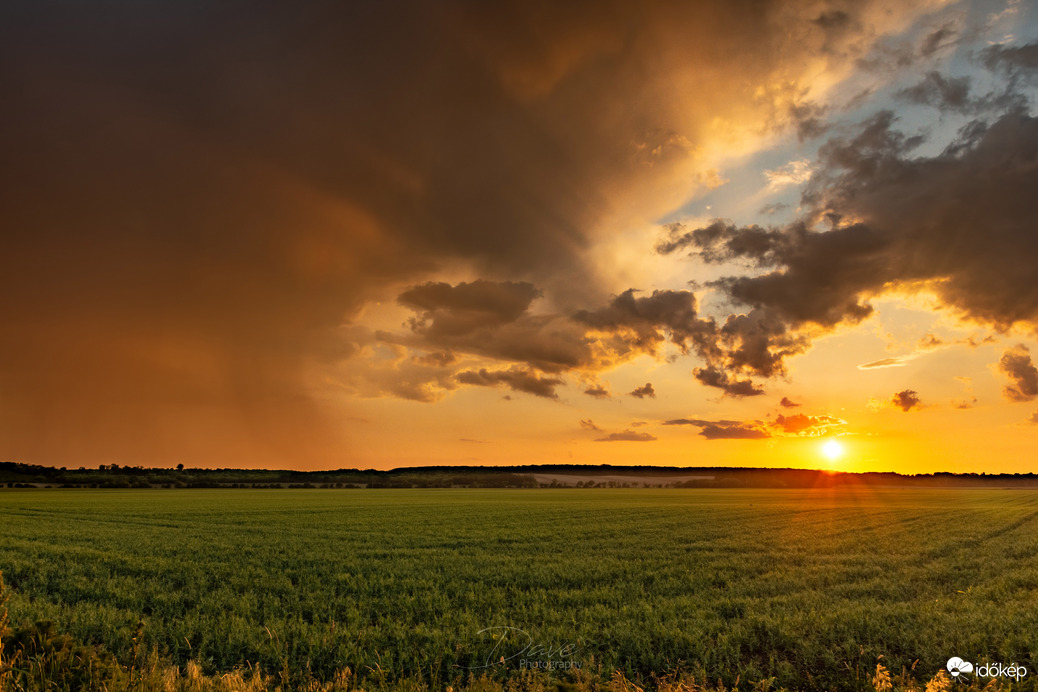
0 488 1036 691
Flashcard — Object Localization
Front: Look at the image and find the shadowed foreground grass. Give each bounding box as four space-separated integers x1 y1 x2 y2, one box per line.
0 599 1002 692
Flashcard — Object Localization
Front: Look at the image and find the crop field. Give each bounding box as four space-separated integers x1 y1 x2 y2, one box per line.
1 488 1037 691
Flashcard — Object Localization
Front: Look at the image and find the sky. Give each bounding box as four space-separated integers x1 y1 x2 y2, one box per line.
2 0 1037 473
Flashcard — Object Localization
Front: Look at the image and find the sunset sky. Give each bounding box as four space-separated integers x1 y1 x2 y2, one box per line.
2 0 1037 473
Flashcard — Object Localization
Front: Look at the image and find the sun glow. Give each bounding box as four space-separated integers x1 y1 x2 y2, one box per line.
821 439 845 462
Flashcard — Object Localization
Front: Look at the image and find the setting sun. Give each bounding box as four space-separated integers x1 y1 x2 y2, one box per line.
821 439 845 462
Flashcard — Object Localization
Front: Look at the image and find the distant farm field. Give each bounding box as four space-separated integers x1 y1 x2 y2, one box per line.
1 488 1036 691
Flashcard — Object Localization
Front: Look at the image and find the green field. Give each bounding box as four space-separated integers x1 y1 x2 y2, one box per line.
1 488 1036 691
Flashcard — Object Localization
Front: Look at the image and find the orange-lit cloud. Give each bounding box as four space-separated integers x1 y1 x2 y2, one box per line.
664 411 845 440
630 383 656 399
595 430 657 442
891 390 923 412
998 345 1038 402
584 385 612 399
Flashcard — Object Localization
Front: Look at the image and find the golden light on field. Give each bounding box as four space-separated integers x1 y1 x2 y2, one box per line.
821 439 845 463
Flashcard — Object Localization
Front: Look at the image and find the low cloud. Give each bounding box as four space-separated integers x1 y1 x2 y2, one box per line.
998 345 1038 402
584 385 611 399
779 397 800 408
665 416 758 440
630 382 656 399
595 430 657 442
692 420 770 440
664 411 843 440
773 413 845 437
890 389 922 412
455 368 564 399
858 334 955 370
858 356 914 370
579 419 601 432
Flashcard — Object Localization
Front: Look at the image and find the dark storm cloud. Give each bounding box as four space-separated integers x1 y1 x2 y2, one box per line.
920 22 958 57
663 418 770 440
630 383 656 399
391 279 603 375
656 103 1038 393
584 385 611 399
395 313 591 374
574 289 717 355
897 71 1025 115
983 42 1038 74
0 0 607 463
576 288 806 397
398 281 542 336
455 368 564 399
696 424 769 440
595 430 657 442
382 278 594 373
412 351 457 368
391 282 732 397
666 217 889 326
897 72 973 112
998 345 1038 402
890 390 922 412
0 0 980 463
692 367 765 398
391 280 728 382
813 10 851 30
393 280 801 400
714 310 810 378
789 101 831 141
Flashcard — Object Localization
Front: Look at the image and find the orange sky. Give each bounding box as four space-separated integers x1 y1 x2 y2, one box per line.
2 0 1037 473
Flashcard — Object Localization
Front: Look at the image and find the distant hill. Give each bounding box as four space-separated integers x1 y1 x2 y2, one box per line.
1 461 1037 489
